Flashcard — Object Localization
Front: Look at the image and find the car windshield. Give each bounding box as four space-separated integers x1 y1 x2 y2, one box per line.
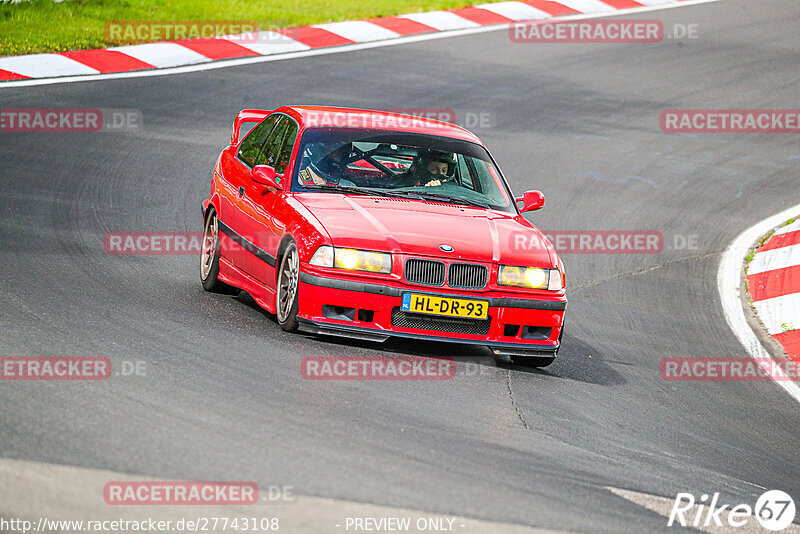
291 128 515 212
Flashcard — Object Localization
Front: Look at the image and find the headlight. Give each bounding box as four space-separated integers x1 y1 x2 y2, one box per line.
499 266 563 290
310 246 391 274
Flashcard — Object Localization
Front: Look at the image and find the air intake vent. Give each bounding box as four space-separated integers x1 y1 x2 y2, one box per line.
391 308 492 335
378 198 455 208
448 263 488 289
404 259 446 286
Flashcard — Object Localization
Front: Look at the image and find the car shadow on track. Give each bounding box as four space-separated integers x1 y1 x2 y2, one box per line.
511 333 627 386
234 290 625 386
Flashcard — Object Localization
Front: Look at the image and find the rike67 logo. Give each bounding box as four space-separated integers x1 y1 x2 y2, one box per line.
669 490 796 531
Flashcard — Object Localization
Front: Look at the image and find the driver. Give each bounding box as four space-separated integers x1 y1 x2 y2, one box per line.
303 143 353 185
396 150 453 187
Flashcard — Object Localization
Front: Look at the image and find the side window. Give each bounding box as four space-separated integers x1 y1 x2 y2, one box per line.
262 118 298 178
261 118 288 171
237 114 280 167
275 121 299 178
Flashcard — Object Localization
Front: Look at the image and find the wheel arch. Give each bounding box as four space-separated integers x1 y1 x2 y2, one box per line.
203 193 223 222
276 234 296 268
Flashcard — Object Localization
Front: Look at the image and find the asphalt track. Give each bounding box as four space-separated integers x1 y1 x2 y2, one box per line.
1 0 800 532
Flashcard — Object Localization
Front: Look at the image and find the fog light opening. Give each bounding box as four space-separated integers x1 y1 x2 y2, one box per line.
322 305 356 321
503 324 520 337
521 326 552 340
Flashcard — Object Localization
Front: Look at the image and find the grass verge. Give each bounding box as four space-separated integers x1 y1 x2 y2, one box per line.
1 0 499 56
744 217 797 303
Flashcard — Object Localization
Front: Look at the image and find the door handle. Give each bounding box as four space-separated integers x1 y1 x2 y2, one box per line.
238 186 245 197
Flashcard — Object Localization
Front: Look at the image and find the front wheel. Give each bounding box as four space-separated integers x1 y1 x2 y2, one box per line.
276 241 300 332
201 209 235 293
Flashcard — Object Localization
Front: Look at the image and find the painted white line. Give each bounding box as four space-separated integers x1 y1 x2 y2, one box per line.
398 11 481 31
476 1 550 20
313 20 401 42
0 54 100 78
748 243 800 275
0 0 723 89
717 202 800 405
636 0 680 5
233 32 311 55
556 0 615 13
0 458 563 534
774 219 800 236
108 43 211 68
753 294 800 335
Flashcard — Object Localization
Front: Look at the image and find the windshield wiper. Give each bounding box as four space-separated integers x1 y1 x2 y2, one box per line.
303 184 490 208
404 191 490 209
302 184 396 197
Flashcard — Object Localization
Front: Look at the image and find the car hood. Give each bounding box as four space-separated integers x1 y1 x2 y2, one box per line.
296 194 556 267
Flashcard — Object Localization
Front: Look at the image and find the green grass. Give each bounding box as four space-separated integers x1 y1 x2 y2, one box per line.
743 218 797 275
0 0 498 56
744 217 797 305
744 231 774 274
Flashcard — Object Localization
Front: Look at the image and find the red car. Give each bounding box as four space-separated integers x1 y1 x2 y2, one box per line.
201 106 566 367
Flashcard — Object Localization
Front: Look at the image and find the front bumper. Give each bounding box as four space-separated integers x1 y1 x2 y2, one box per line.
296 269 566 355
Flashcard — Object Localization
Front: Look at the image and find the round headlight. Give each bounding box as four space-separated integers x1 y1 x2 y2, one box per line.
336 249 360 270
524 267 547 288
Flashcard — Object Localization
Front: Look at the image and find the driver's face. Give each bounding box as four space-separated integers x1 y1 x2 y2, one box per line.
427 161 448 176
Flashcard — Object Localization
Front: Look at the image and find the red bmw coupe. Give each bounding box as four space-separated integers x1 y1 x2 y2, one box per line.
201 106 566 367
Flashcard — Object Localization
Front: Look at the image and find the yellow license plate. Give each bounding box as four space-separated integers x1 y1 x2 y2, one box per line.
401 293 488 320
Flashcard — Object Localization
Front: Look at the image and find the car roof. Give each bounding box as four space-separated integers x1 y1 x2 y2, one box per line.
276 105 484 145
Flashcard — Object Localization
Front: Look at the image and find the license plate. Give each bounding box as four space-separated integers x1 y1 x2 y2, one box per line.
401 293 488 320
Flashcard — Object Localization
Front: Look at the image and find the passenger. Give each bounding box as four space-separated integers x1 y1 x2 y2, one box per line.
396 151 452 187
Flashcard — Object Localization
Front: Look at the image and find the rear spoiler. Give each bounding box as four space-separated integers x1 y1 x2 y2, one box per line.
230 109 272 146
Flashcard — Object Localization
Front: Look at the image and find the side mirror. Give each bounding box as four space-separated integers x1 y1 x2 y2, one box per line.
251 165 280 189
515 190 545 213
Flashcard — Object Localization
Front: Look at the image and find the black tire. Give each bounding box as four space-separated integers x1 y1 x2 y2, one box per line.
276 241 300 332
201 209 235 294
